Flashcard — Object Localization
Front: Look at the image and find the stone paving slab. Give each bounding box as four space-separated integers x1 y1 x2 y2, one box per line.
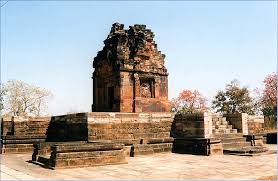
0 144 277 180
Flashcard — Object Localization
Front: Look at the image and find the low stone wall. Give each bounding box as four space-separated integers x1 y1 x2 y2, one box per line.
87 112 174 156
45 113 88 142
87 112 173 141
2 112 174 155
3 112 264 156
33 142 127 169
170 112 222 155
1 116 51 153
1 116 51 137
1 114 88 154
171 112 212 138
172 138 223 155
247 115 264 134
1 117 13 135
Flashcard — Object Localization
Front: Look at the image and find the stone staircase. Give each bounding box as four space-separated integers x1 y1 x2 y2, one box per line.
212 115 267 155
212 116 250 150
213 133 251 150
212 117 237 134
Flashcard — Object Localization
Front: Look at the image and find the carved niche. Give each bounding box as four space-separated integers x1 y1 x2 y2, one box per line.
140 78 155 98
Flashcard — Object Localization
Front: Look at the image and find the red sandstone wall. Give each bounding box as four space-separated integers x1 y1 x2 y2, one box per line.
1 116 52 153
45 113 88 142
171 113 211 138
87 112 173 144
1 117 13 136
120 72 170 113
1 116 51 138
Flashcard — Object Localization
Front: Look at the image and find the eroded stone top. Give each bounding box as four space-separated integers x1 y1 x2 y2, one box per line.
93 23 167 75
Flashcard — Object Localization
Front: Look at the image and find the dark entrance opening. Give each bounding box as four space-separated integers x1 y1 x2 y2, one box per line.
108 86 114 110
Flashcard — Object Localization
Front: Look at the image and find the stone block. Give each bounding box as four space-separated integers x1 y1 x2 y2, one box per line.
48 142 127 169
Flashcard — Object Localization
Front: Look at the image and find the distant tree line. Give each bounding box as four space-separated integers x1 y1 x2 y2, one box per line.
170 73 277 125
1 73 276 121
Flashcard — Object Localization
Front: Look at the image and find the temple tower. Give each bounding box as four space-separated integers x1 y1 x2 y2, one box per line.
92 23 169 112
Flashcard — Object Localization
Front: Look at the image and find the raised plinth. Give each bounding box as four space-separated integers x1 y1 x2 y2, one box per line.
1 135 46 154
87 112 174 156
33 142 127 169
172 138 223 155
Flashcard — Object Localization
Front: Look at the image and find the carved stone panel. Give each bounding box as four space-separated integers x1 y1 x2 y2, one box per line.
140 79 154 98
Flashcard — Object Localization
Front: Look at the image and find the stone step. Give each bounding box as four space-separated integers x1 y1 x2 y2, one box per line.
212 129 219 134
222 142 251 149
230 129 238 134
215 125 227 129
223 146 268 155
212 117 226 121
214 129 231 134
214 122 220 126
34 154 51 167
220 137 246 143
213 133 243 139
213 129 235 134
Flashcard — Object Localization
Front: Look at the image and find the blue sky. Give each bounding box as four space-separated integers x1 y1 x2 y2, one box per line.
1 1 277 115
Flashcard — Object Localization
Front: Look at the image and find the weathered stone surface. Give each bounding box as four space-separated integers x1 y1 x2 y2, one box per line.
87 112 173 146
171 112 213 138
224 146 268 156
92 23 170 113
32 141 87 161
48 142 127 169
247 115 265 134
45 113 88 142
266 132 277 144
126 143 173 156
172 138 223 155
1 116 51 154
224 113 248 135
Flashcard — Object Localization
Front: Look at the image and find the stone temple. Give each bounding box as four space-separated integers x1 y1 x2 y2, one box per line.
92 23 169 112
0 23 272 170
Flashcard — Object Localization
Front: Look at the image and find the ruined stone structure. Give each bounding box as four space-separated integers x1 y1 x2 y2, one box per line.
92 23 169 113
0 23 271 169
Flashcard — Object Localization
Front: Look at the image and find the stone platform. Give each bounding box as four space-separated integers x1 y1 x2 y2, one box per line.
32 142 127 169
172 138 223 155
2 112 273 159
1 135 46 154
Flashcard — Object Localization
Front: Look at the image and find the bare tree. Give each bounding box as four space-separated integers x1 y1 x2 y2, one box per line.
2 80 53 116
0 84 6 112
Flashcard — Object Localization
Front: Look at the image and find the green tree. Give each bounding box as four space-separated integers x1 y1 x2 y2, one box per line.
212 79 253 114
